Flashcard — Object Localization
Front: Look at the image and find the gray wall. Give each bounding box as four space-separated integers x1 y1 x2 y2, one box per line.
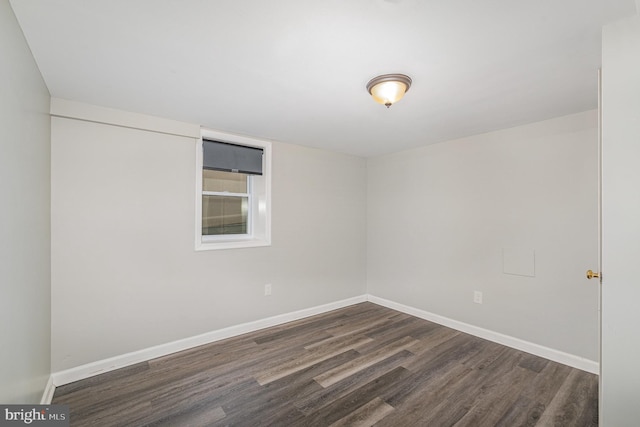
51 110 367 371
0 0 51 403
601 13 640 426
367 110 599 362
50 102 601 373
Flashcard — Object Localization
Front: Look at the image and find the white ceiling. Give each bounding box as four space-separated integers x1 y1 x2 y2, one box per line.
10 0 637 157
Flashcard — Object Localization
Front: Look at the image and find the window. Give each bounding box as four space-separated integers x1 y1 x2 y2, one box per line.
202 170 249 236
196 129 271 250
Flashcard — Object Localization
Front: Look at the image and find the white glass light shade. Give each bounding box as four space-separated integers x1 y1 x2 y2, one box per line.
366 74 412 107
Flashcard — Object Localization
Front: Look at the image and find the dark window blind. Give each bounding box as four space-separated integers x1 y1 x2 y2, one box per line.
203 139 263 175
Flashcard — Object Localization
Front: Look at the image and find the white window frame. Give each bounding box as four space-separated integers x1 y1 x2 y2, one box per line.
195 128 271 251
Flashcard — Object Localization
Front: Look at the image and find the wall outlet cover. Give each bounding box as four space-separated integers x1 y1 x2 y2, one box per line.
473 291 483 304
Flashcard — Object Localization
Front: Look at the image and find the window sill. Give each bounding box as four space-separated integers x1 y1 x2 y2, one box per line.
195 237 271 251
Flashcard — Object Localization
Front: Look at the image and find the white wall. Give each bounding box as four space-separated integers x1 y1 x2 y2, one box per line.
601 14 640 426
367 110 599 362
0 0 51 403
50 102 367 371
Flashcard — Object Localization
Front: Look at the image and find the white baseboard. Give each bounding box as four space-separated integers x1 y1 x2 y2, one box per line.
40 376 55 404
367 294 599 374
52 295 367 386
51 293 597 387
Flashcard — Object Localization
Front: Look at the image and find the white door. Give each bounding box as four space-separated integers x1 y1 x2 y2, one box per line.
600 14 640 427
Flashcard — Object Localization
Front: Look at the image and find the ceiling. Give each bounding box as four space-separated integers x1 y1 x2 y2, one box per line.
10 0 637 157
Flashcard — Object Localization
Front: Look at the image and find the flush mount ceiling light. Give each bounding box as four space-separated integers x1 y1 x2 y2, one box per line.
366 74 412 108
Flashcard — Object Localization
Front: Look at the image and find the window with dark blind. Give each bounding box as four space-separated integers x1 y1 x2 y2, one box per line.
196 132 271 250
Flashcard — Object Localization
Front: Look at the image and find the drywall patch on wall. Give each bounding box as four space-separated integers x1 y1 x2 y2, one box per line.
502 247 535 277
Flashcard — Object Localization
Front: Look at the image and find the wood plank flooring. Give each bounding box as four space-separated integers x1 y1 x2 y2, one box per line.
52 302 598 426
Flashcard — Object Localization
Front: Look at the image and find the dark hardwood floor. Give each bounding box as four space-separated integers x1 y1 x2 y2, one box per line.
52 302 598 426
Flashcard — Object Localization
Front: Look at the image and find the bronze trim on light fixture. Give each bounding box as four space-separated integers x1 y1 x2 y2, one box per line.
366 74 412 107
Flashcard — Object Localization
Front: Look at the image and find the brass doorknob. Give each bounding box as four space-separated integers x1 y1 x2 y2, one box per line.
586 270 600 280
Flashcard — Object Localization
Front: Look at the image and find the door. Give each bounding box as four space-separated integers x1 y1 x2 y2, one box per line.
600 15 640 426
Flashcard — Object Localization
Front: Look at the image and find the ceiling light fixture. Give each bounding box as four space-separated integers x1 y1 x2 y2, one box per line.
366 74 412 108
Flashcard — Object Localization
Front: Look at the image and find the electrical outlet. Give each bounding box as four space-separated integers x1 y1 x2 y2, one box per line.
265 283 272 296
473 291 483 304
